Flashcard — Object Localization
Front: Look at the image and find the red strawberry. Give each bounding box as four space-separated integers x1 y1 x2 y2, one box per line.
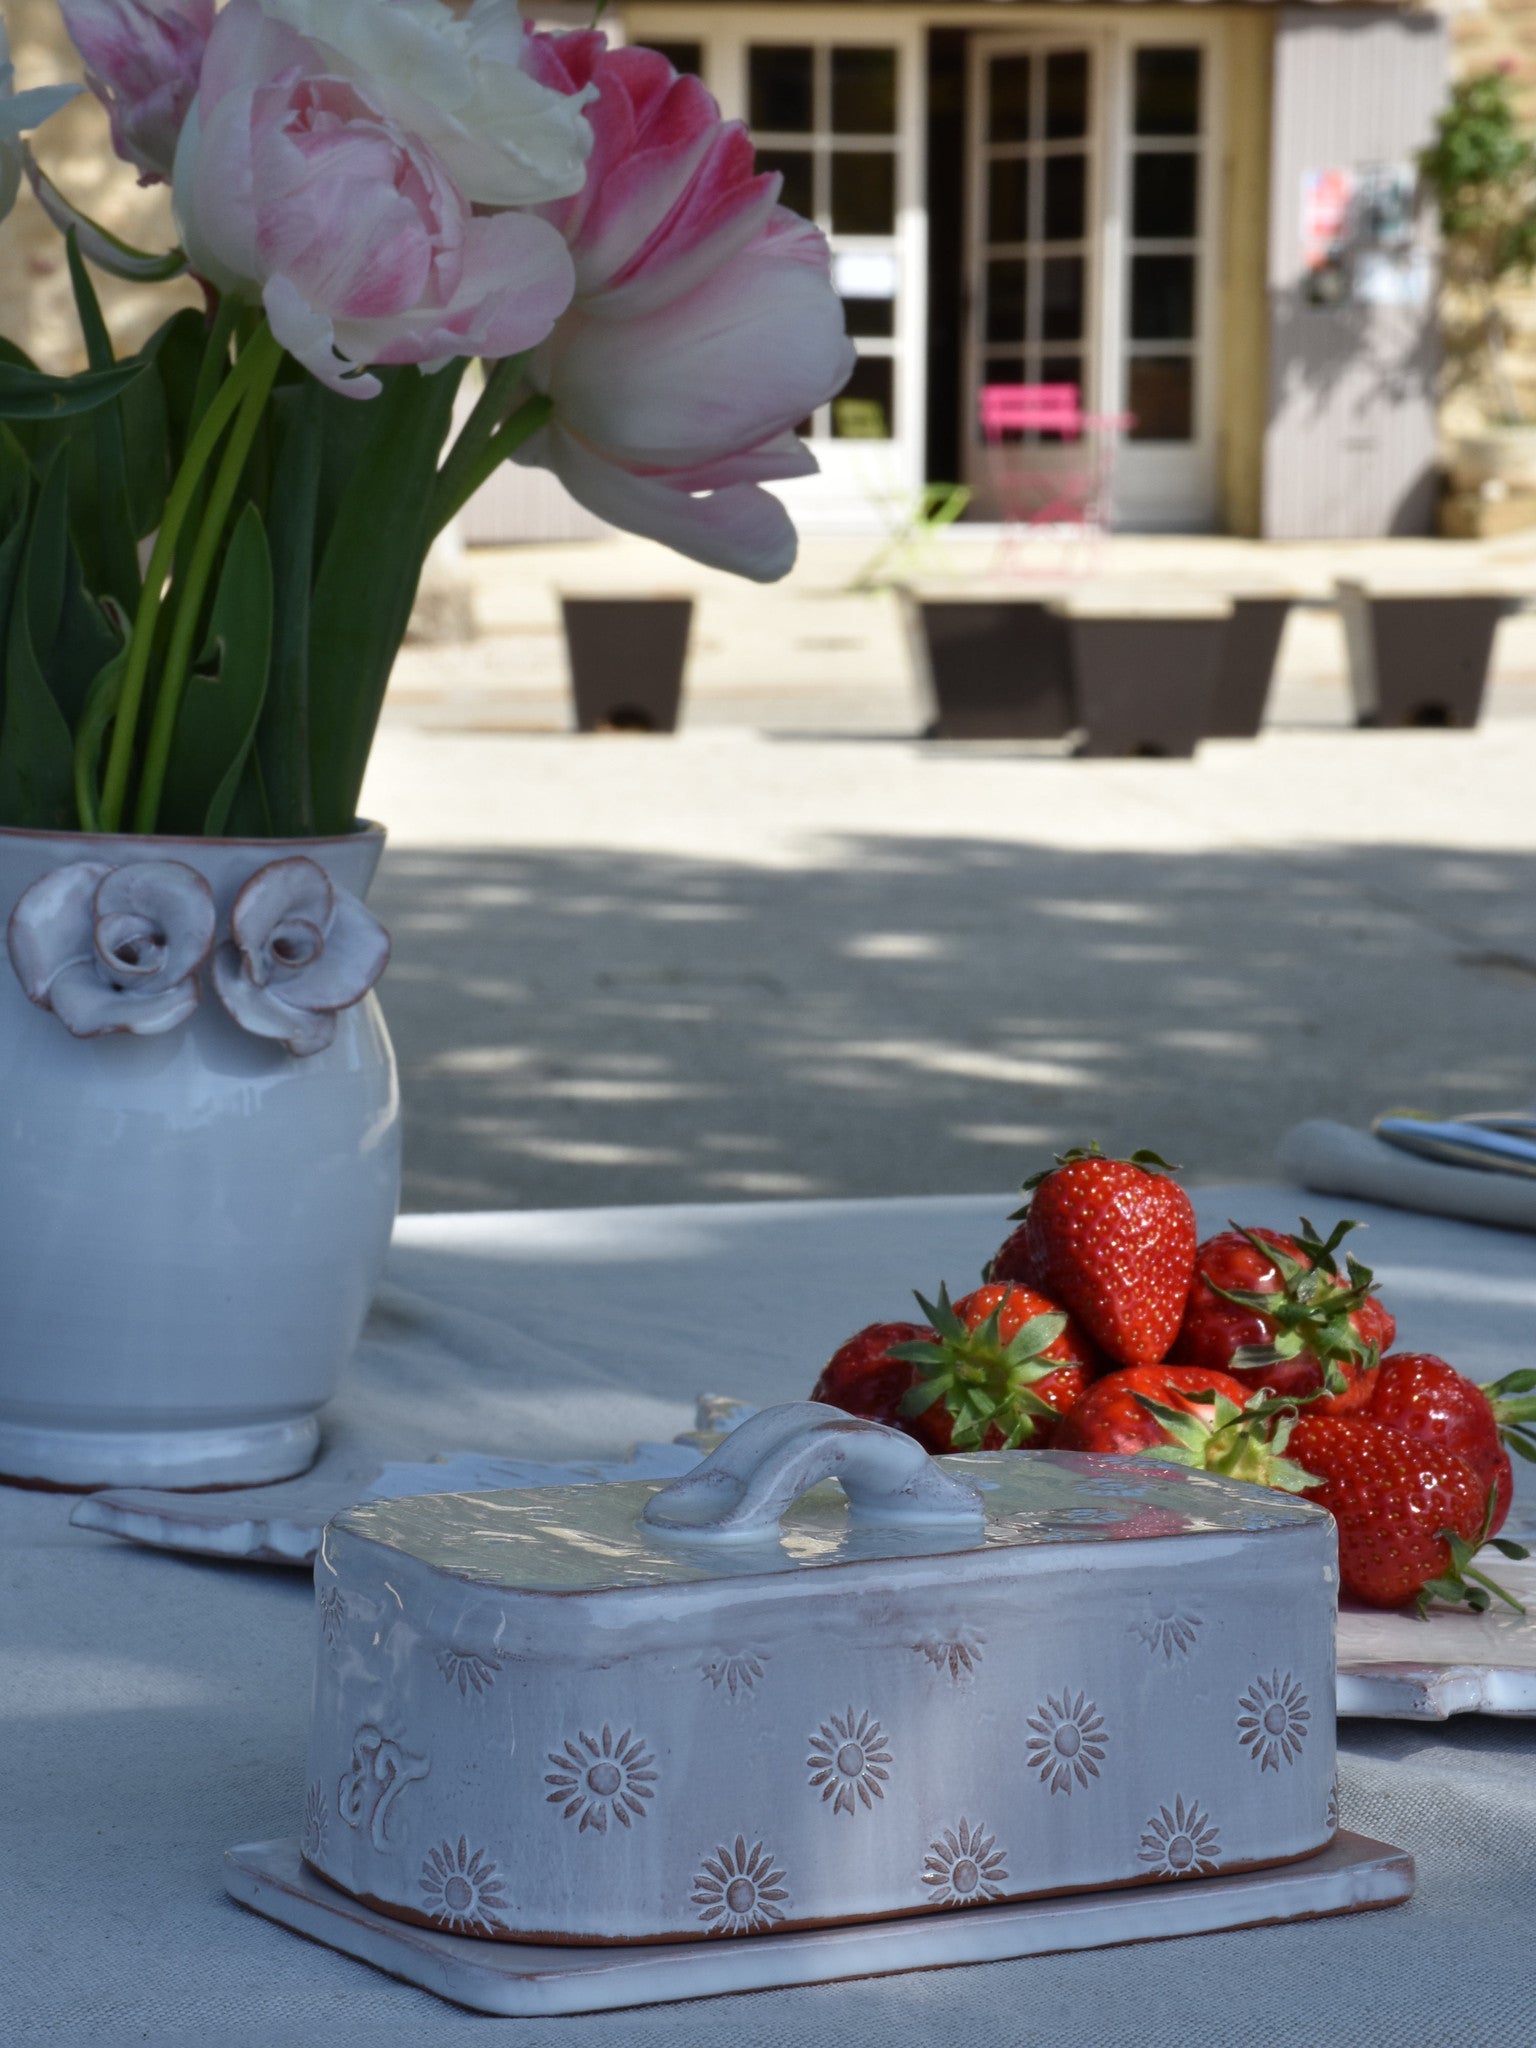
892 1282 1098 1451
996 1146 1197 1369
1054 1364 1312 1489
811 1322 936 1430
1288 1413 1527 1612
1359 1353 1512 1532
1170 1218 1394 1405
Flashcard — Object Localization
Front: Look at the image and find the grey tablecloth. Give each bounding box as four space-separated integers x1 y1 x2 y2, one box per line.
9 1187 1536 2046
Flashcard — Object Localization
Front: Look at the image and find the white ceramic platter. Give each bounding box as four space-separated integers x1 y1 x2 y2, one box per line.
225 1832 1413 2018
68 1441 706 1566
1334 1560 1536 1718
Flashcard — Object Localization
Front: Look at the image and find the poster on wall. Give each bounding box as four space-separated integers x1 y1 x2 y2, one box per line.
1301 166 1354 277
1300 161 1429 307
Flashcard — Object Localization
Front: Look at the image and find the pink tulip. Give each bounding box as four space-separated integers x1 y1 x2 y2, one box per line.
518 35 855 582
60 0 213 185
171 0 575 399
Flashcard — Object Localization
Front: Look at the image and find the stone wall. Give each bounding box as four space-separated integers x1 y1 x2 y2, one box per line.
1444 0 1536 428
0 0 199 372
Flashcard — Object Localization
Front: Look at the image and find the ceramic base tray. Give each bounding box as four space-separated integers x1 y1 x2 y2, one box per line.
226 1833 1413 2018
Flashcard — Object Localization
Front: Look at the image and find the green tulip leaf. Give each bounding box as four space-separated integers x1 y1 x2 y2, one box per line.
307 363 464 834
0 454 80 828
0 358 146 422
158 502 274 837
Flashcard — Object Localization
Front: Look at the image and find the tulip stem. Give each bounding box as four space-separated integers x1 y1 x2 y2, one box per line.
133 324 285 834
428 389 552 539
430 352 529 526
97 321 283 834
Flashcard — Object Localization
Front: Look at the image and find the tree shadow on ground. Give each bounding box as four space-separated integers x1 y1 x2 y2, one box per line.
368 837 1536 1212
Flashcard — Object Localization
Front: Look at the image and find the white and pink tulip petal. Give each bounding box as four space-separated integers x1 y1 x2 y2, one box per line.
519 423 802 582
173 0 575 397
59 0 213 184
516 29 853 584
261 0 594 208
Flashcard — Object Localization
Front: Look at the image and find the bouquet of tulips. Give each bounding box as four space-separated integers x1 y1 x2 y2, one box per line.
0 0 853 839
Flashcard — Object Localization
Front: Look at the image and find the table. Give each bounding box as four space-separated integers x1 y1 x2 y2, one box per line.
8 1186 1536 2045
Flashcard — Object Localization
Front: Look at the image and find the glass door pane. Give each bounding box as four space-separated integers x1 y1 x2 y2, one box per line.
746 40 904 442
1124 46 1203 446
967 39 1097 465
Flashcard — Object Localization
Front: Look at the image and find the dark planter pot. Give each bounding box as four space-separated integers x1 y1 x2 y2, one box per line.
561 596 693 733
909 597 1074 740
1337 584 1507 729
1208 597 1291 739
1062 611 1229 759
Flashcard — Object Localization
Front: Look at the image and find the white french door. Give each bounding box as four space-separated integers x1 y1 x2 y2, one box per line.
963 27 1221 531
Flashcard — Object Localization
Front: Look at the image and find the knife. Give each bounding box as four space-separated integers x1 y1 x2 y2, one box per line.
1372 1111 1536 1179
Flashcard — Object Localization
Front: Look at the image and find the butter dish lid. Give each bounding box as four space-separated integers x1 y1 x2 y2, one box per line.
325 1402 1328 1595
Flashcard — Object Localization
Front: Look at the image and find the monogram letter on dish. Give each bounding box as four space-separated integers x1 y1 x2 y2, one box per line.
337 1724 429 1848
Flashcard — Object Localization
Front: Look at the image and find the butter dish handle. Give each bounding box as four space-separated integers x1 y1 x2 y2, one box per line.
642 1401 986 1542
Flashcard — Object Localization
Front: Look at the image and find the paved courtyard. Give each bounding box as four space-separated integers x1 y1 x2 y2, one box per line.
364 532 1536 1214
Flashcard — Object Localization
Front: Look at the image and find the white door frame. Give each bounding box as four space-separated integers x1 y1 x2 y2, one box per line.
962 17 1223 530
1105 21 1225 531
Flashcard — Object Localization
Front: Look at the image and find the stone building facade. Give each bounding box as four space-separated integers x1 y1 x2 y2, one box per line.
0 0 1531 533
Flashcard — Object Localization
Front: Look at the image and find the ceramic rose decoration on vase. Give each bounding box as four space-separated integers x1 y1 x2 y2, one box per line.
0 0 854 1490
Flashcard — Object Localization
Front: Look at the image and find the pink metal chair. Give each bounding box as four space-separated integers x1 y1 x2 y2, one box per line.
978 383 1132 576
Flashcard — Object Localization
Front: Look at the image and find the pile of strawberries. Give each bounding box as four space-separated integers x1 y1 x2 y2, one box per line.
811 1146 1536 1614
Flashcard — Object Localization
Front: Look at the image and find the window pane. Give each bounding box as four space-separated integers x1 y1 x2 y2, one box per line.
750 45 814 133
987 159 1029 244
1044 52 1089 140
832 47 897 135
1042 255 1084 341
832 356 894 438
758 149 814 220
985 260 1029 343
1042 354 1082 391
988 55 1032 144
650 42 702 80
1043 154 1086 241
1130 254 1195 340
1134 49 1201 137
1128 356 1194 440
983 357 1027 389
842 296 895 338
832 152 896 235
1132 153 1198 239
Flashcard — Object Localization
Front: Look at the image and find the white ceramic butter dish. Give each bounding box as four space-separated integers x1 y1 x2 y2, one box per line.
304 1403 1338 1945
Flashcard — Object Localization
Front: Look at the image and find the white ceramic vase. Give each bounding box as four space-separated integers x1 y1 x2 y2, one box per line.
0 824 400 1490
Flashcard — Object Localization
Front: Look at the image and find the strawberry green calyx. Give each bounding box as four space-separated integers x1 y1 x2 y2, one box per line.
1011 1142 1181 1210
1483 1369 1536 1466
1132 1389 1319 1493
1205 1217 1379 1397
891 1283 1069 1451
1420 1488 1531 1617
